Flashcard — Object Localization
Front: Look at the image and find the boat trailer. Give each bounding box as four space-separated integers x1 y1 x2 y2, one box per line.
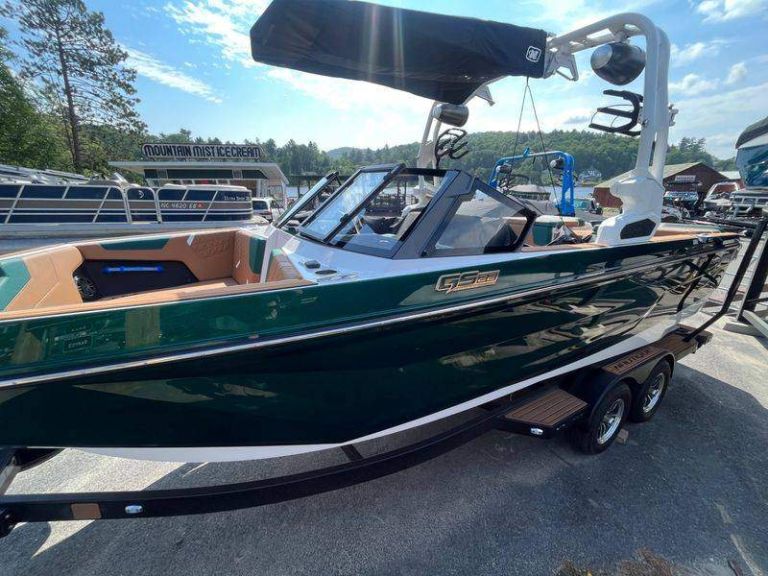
0 327 713 538
0 225 765 538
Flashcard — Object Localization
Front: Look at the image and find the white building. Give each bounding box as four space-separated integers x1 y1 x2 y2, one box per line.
110 143 289 204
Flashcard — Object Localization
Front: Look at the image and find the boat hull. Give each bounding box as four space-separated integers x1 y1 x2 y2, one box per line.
0 236 739 459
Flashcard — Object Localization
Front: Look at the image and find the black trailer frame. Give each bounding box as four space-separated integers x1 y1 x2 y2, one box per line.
0 225 763 538
736 219 768 338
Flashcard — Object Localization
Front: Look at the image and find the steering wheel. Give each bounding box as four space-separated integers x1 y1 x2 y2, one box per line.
435 128 469 168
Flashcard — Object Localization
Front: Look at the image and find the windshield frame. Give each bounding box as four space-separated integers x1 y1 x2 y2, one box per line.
275 171 340 228
420 178 536 258
298 164 403 243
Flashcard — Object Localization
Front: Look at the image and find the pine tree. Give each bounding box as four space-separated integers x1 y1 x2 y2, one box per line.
6 0 143 172
0 26 66 169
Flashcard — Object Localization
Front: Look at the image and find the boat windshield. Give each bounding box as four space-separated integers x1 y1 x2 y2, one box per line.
276 172 338 228
328 172 433 256
299 167 394 242
737 145 768 189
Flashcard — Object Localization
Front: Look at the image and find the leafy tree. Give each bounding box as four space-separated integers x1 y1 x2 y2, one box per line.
6 0 144 172
326 130 732 183
0 26 67 169
666 136 717 166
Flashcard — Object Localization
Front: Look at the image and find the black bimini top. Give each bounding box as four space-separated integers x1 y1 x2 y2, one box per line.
736 115 768 149
250 0 547 104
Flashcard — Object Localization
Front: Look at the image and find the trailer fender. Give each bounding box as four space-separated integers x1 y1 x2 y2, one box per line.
568 350 676 423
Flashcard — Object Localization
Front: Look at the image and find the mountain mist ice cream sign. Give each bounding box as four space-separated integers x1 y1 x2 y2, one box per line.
141 143 263 160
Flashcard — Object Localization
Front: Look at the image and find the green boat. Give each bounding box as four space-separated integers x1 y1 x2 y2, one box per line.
0 1 741 462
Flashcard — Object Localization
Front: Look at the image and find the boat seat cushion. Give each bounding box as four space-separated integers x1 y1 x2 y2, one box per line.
394 209 423 240
2 245 84 311
232 230 267 284
266 249 303 282
78 231 237 282
101 278 239 301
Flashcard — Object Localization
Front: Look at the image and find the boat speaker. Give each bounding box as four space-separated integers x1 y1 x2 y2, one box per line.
591 42 646 86
432 104 469 127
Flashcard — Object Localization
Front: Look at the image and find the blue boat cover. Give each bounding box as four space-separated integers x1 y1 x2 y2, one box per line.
250 0 547 104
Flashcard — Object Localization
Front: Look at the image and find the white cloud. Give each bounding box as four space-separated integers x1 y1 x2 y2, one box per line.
265 68 429 113
521 0 662 30
165 0 269 67
671 81 768 156
725 61 748 84
126 48 222 104
670 40 726 66
694 0 768 22
669 73 719 94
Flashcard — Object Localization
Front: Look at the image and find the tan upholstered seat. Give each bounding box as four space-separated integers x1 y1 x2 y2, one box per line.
232 230 265 284
5 245 84 311
78 230 237 282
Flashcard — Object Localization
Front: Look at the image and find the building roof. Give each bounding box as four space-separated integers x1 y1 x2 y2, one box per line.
109 161 289 185
721 170 742 181
594 162 715 189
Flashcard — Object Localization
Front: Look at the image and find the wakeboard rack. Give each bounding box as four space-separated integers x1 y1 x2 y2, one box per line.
589 89 644 136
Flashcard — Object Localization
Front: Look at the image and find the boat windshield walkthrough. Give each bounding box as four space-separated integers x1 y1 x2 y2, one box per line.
0 0 741 467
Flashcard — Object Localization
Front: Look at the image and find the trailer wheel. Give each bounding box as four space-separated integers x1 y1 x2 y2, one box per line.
571 382 631 454
629 361 671 423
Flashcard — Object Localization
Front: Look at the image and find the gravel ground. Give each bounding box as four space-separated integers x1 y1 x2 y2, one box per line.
1 318 766 576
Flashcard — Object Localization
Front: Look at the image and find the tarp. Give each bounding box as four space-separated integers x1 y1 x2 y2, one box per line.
736 115 768 149
250 0 547 104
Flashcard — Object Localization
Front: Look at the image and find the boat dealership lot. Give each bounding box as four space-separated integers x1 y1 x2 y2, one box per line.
1 320 766 576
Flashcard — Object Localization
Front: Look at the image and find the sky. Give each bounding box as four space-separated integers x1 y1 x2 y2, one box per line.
6 0 768 158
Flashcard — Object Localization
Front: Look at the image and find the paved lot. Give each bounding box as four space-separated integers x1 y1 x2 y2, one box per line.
1 318 766 576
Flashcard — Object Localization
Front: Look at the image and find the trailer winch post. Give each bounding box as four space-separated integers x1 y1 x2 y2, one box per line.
737 219 768 334
685 218 768 342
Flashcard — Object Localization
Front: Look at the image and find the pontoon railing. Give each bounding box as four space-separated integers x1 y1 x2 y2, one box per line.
0 183 255 225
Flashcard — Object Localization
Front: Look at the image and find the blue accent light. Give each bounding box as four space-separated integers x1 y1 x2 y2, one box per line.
103 266 165 274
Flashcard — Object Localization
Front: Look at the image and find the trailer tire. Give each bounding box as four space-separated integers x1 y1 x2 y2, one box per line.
629 361 671 423
571 382 631 454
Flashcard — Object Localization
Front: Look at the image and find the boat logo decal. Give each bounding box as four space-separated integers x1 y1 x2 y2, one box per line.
435 270 500 294
525 46 542 63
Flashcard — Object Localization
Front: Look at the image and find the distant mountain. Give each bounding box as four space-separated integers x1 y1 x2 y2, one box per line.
324 131 729 183
326 147 360 160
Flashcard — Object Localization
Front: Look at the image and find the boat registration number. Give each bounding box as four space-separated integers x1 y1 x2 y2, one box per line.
159 201 207 210
435 270 500 294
